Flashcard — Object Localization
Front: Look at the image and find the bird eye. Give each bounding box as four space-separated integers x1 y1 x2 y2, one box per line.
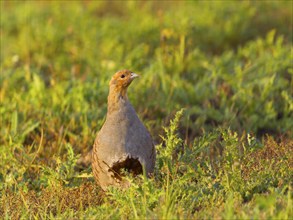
121 74 125 78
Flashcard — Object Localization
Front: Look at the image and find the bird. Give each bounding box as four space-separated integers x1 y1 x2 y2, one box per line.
92 70 156 190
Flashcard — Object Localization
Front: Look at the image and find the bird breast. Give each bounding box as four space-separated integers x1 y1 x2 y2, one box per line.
96 101 152 165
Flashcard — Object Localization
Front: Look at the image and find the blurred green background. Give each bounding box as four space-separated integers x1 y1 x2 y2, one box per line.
1 1 292 152
0 1 292 218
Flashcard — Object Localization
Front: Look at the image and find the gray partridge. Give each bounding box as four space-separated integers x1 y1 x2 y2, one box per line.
92 70 156 190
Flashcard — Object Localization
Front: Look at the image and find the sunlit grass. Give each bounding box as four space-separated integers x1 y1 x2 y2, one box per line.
0 1 292 219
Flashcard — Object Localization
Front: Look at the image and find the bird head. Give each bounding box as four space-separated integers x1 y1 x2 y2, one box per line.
108 69 139 101
108 70 138 103
110 70 139 88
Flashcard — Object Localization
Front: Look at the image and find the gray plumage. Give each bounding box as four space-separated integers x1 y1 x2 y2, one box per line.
92 70 156 190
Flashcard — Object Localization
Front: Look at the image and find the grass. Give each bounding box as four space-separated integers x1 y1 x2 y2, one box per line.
0 1 292 219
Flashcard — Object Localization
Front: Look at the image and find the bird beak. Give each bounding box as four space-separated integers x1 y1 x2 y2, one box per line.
130 73 139 79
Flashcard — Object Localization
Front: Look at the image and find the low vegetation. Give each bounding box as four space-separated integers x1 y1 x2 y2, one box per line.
0 1 292 219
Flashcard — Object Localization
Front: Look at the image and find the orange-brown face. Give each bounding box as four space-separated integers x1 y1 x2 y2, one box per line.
110 69 139 89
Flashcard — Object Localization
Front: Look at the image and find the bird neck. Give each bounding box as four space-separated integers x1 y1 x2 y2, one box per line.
107 85 128 113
